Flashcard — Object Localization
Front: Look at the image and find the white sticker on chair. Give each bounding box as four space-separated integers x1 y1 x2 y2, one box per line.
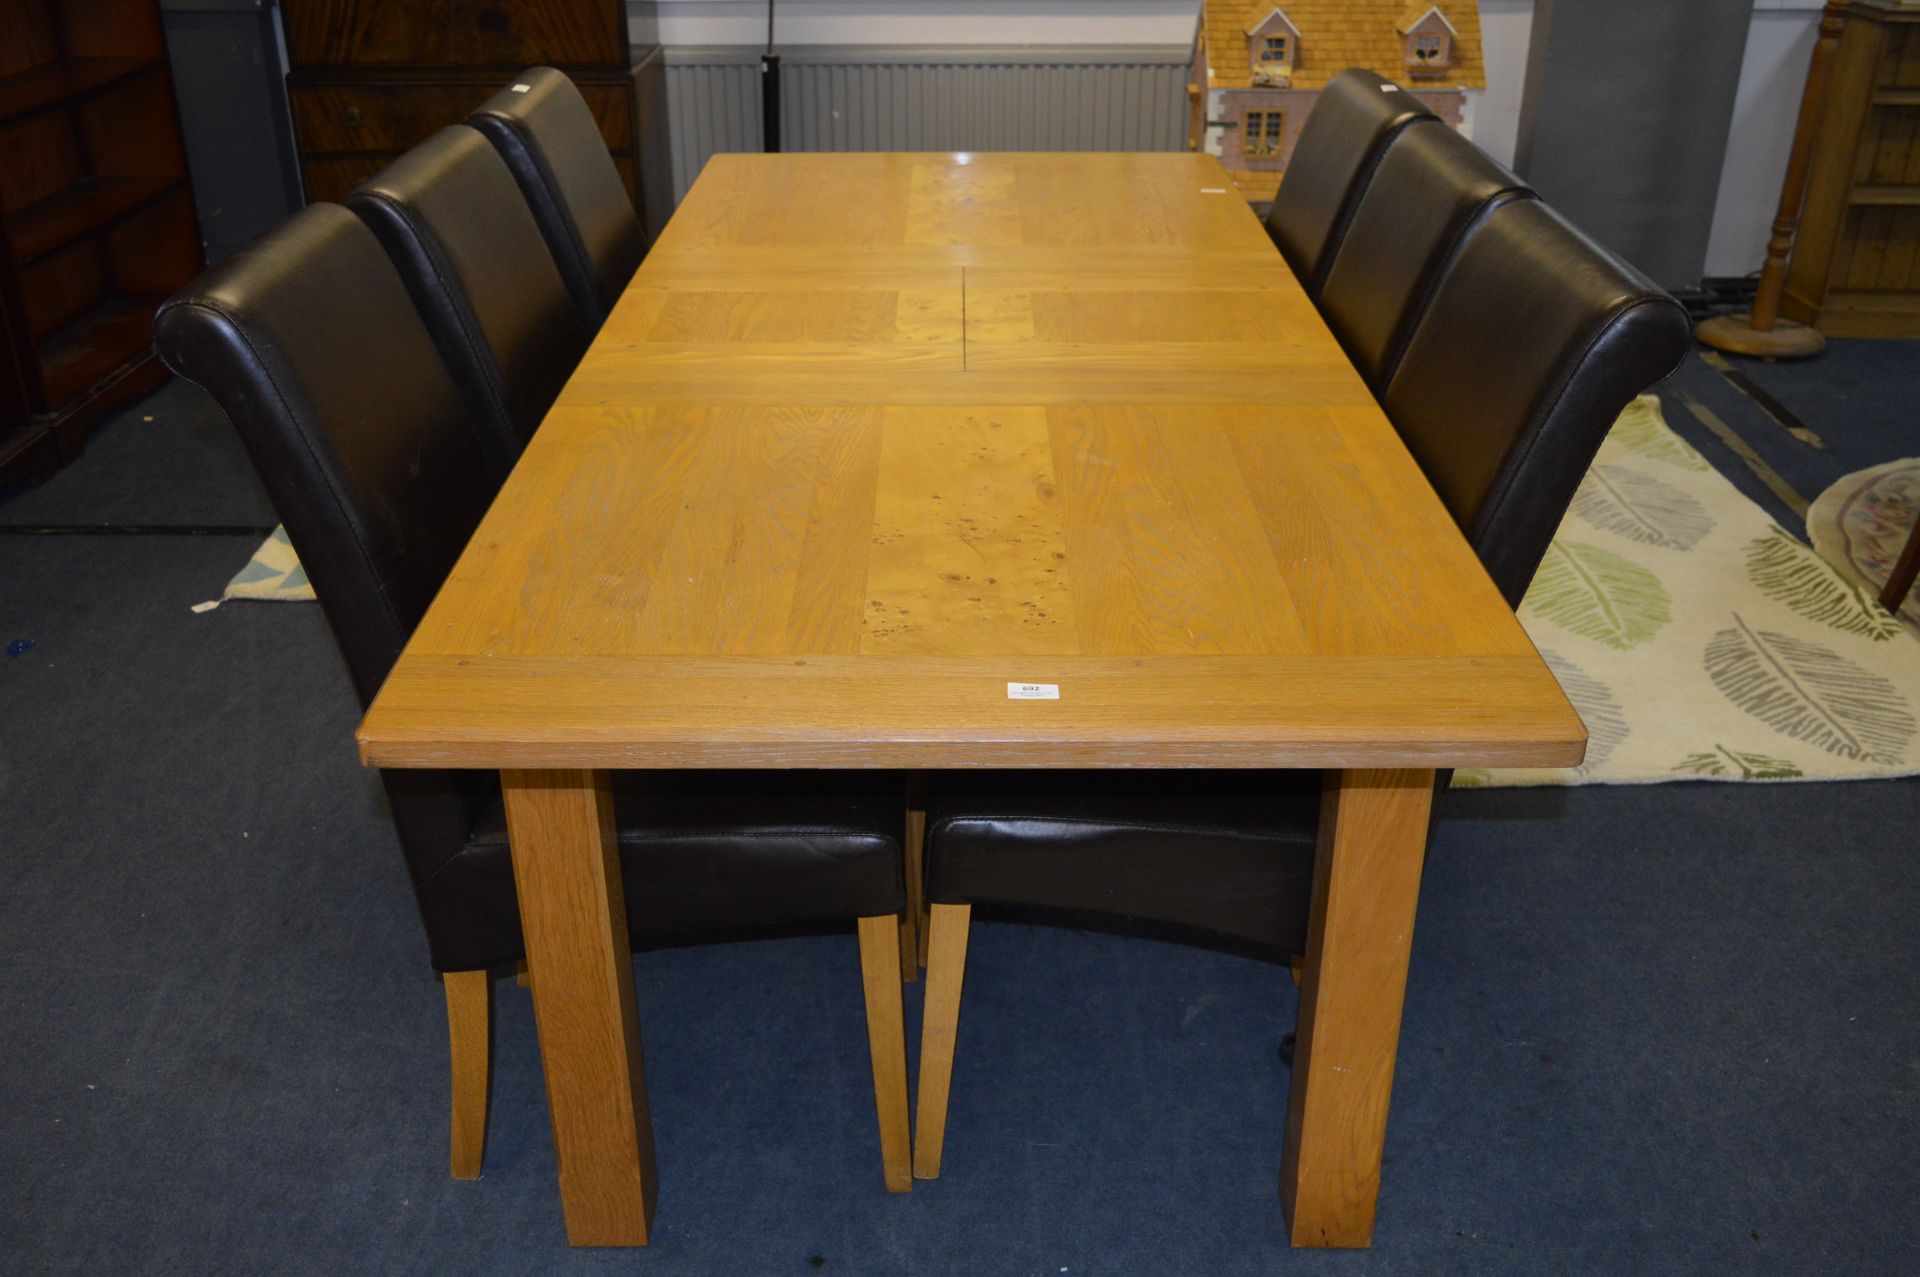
1007 682 1060 700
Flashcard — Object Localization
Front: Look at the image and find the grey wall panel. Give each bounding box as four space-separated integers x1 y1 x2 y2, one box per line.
1514 0 1753 288
160 0 302 261
661 46 1188 205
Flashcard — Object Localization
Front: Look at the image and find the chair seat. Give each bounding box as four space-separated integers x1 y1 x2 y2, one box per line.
926 770 1323 952
425 771 907 969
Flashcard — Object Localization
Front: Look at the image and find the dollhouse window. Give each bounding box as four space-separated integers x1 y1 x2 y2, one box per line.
1261 36 1289 64
1414 34 1445 64
1243 110 1285 158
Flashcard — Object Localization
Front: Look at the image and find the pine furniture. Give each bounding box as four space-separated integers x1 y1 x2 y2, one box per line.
355 151 1589 1248
1782 0 1920 338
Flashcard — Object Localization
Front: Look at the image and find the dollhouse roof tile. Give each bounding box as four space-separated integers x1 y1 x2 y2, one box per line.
1204 0 1484 91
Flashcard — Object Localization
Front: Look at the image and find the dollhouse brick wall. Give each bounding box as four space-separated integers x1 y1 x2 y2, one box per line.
1224 89 1461 172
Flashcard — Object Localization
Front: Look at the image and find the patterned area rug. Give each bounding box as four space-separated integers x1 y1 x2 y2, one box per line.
224 526 314 602
1457 397 1920 789
1805 456 1920 630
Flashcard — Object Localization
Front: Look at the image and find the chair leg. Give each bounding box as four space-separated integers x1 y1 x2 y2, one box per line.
855 915 913 1192
444 969 492 1180
1880 515 1920 615
514 959 529 988
902 804 928 978
913 902 972 1180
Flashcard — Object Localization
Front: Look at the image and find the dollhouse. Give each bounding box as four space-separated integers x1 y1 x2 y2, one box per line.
1192 2 1488 204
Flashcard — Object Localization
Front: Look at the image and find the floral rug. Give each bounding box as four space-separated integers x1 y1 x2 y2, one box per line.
1456 397 1920 789
1805 456 1920 631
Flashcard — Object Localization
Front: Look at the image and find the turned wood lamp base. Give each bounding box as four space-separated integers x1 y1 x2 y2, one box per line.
1694 313 1826 361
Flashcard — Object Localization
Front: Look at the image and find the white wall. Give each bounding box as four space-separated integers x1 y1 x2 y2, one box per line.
1703 0 1822 278
629 1 1201 47
632 0 1807 287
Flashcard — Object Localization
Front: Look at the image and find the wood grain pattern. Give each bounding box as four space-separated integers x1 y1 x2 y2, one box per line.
1281 769 1435 1248
502 769 656 1246
360 154 1580 771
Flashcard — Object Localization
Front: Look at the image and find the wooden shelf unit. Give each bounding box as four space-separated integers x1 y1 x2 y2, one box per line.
0 0 203 485
1782 1 1920 338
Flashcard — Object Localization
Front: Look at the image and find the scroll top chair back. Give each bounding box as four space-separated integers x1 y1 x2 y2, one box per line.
1382 197 1693 606
912 189 1694 1189
467 66 648 329
1263 68 1435 297
1318 119 1535 391
156 200 913 1194
345 125 590 476
154 204 498 708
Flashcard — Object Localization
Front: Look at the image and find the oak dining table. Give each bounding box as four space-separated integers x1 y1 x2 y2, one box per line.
355 150 1586 1249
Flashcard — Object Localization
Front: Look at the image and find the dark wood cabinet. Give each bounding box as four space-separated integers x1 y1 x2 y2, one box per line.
280 0 667 237
0 0 204 485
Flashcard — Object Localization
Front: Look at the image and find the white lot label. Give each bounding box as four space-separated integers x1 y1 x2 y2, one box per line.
512 84 531 93
1007 682 1060 700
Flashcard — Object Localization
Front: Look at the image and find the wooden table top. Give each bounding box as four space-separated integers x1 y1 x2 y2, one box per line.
357 152 1585 771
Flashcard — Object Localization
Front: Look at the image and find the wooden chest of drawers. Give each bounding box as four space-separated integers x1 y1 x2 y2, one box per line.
279 0 666 237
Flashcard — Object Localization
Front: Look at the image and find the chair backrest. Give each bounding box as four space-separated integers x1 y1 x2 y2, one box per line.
1263 68 1434 296
154 202 497 893
467 66 647 329
344 125 589 474
154 203 500 708
1382 198 1692 605
1318 119 1534 391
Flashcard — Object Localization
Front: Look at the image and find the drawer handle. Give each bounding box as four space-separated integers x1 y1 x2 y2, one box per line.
343 105 363 130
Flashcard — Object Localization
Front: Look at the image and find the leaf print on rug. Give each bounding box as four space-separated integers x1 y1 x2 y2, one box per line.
1745 527 1901 642
1609 397 1709 472
1573 464 1713 550
1475 396 1920 788
1541 648 1627 770
1703 613 1916 763
1672 746 1804 780
1531 541 1672 650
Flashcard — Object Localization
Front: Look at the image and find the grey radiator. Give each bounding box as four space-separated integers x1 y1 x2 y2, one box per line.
661 45 1191 206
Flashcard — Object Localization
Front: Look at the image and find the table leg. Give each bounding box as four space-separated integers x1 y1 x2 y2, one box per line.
1281 767 1435 1248
502 768 657 1246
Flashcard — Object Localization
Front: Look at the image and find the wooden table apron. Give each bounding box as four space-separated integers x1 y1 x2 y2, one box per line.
357 153 1586 1249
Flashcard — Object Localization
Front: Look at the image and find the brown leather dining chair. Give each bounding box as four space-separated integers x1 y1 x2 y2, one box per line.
1264 67 1435 298
467 67 649 331
911 195 1692 1182
344 125 589 477
1316 118 1536 392
153 202 914 1193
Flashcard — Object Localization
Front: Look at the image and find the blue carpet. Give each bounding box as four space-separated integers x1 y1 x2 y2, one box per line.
2 376 1918 1275
1656 340 1920 538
